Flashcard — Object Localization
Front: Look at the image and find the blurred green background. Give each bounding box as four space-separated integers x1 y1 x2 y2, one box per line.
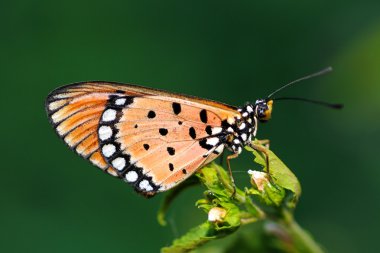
1 1 379 252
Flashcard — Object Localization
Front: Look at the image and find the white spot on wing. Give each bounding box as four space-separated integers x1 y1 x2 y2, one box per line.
98 126 113 140
214 144 224 154
227 127 234 133
115 98 127 105
241 133 247 141
247 106 253 113
211 127 223 135
102 109 117 122
227 117 235 124
112 157 126 171
206 137 219 146
125 171 138 182
233 139 240 144
102 144 116 157
242 112 248 117
139 179 153 191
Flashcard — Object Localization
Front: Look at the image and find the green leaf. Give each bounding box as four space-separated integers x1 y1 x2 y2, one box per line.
161 211 241 253
161 163 243 253
247 179 286 207
215 202 241 232
195 163 234 200
159 144 324 253
195 163 242 233
264 183 286 207
161 203 240 253
195 163 249 204
246 140 302 208
161 222 215 253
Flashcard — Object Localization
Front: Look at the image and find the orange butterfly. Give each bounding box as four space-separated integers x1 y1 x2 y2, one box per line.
45 68 339 197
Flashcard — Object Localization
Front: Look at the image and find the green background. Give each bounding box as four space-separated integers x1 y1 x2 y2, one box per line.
1 1 379 252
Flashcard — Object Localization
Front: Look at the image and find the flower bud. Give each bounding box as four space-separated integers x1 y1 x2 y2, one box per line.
208 207 227 223
248 170 269 191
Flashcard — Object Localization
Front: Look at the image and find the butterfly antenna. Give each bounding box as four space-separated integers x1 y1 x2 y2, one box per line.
267 66 333 98
273 97 343 109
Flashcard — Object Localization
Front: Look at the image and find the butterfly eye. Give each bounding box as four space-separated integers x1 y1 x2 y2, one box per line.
256 100 273 122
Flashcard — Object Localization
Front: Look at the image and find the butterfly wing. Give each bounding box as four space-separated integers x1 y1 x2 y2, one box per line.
46 82 239 196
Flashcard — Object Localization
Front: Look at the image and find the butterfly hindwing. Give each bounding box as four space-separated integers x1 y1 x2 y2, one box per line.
46 82 239 196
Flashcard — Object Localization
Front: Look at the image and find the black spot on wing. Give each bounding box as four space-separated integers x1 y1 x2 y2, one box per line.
167 147 175 156
189 127 196 139
159 128 168 136
143 144 150 150
169 163 174 171
199 139 213 150
205 125 212 135
147 111 156 118
172 102 181 115
116 90 126 94
221 119 231 128
123 96 134 106
200 109 208 123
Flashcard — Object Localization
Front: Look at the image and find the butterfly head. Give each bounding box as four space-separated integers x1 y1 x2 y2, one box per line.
254 99 273 122
229 100 273 153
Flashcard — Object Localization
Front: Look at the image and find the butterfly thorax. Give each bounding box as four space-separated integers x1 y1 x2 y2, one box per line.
222 104 257 154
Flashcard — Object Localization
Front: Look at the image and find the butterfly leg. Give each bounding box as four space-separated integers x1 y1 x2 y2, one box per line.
256 139 270 149
226 153 239 197
249 142 270 173
219 151 225 166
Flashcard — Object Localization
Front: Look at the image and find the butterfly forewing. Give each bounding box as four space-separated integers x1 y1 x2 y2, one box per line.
46 82 239 196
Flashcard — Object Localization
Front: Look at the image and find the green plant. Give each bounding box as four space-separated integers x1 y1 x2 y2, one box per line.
158 140 324 253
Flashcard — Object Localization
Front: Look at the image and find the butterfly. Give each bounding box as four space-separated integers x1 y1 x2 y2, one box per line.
45 68 340 197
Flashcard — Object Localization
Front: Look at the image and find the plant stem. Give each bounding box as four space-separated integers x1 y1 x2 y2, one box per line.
282 210 325 253
286 220 325 253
